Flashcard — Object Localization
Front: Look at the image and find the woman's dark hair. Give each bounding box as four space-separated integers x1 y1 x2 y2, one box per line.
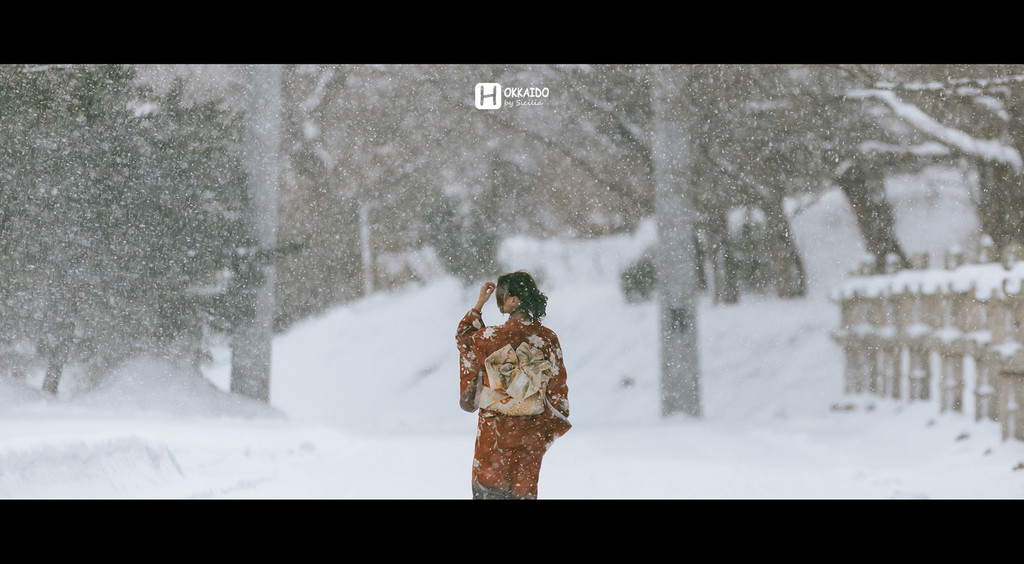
496 271 547 321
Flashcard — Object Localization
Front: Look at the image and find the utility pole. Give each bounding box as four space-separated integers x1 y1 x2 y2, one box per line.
650 65 702 417
231 64 281 403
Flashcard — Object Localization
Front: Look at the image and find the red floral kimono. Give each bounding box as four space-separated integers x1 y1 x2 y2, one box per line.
456 308 570 499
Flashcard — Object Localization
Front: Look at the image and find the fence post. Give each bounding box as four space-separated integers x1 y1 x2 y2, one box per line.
997 279 1024 439
999 371 1024 441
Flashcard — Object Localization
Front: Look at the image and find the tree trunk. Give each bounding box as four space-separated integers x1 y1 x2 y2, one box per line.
975 158 1024 252
39 314 74 395
702 208 739 304
694 232 707 291
41 361 63 395
651 65 702 418
836 159 911 273
759 195 807 298
231 64 281 403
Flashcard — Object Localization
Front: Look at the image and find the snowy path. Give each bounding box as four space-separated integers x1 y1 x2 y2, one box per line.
4 398 1021 499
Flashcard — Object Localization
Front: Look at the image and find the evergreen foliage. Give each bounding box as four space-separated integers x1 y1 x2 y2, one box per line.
0 64 253 388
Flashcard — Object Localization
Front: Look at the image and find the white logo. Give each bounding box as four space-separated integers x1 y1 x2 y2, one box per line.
475 83 502 110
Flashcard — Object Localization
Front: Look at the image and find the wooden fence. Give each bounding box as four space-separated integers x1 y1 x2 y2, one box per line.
831 242 1024 441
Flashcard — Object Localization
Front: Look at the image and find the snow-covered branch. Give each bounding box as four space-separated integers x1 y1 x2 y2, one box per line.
877 73 1024 94
858 140 951 157
848 88 1022 173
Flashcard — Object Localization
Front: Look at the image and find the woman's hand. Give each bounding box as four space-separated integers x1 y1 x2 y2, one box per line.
475 281 496 312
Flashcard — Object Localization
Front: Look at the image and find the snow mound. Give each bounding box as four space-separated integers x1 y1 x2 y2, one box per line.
0 378 53 409
0 436 184 498
75 357 283 420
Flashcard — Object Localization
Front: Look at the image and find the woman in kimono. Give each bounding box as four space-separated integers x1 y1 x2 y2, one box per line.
456 271 571 500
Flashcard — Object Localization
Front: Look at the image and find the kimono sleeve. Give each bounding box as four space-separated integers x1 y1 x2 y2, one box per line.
456 309 486 408
544 332 570 419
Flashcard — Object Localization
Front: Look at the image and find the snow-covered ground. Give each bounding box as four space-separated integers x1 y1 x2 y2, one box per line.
2 167 1023 499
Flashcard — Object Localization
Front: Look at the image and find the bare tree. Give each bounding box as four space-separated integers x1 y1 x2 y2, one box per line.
834 64 1024 265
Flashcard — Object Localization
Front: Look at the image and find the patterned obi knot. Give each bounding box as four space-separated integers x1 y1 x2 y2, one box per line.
480 342 552 416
